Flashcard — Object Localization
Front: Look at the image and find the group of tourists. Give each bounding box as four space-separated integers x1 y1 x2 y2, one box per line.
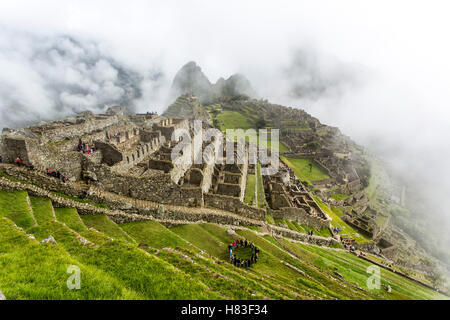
45 168 67 183
333 227 341 234
343 243 356 252
4 155 67 183
15 156 34 170
228 239 260 268
106 132 121 141
15 157 35 171
77 140 96 155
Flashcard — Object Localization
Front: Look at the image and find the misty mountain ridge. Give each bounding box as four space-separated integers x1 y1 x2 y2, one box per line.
169 61 257 104
0 31 160 131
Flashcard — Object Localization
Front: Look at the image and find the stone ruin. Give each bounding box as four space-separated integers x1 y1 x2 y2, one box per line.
263 159 331 230
0 108 259 216
0 104 368 237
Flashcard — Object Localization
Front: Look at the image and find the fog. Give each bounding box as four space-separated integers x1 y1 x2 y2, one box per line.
1 1 449 249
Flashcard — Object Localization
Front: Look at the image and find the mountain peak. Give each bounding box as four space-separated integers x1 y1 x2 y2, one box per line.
169 61 256 104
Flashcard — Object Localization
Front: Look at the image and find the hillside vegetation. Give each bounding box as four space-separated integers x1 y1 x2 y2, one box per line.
0 190 446 300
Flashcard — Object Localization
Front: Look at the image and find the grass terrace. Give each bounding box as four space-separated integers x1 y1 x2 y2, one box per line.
312 195 372 244
281 156 330 183
244 174 256 205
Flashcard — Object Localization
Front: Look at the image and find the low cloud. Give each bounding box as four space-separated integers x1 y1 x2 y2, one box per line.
0 28 166 129
284 48 363 102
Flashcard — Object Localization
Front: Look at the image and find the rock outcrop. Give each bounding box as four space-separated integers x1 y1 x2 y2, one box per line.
169 61 256 104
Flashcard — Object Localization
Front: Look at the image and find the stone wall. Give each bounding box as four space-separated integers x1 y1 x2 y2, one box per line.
36 115 120 143
270 193 291 210
170 139 193 184
354 242 381 255
153 118 189 141
94 141 123 166
0 137 5 161
268 224 339 247
216 183 242 198
270 207 330 230
149 159 174 172
3 136 88 180
344 179 362 193
3 137 28 164
83 159 191 206
342 215 374 238
223 172 241 184
203 193 266 221
1 165 85 198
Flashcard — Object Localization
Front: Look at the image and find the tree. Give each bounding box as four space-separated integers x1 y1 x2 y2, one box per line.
305 141 320 151
255 117 266 130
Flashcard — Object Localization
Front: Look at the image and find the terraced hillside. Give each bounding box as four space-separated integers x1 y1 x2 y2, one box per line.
204 102 290 152
0 189 446 300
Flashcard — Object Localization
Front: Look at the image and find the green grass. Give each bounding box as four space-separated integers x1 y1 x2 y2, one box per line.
256 163 265 208
278 141 290 153
329 193 350 201
244 174 256 205
290 220 332 237
54 208 87 233
27 219 218 299
29 196 54 225
0 217 142 299
51 191 109 209
235 229 375 300
217 110 254 130
312 196 371 244
0 170 29 183
281 156 330 183
331 206 346 217
275 218 297 231
119 220 192 250
291 221 307 233
155 248 259 299
244 225 261 232
281 239 447 300
233 246 254 260
0 191 35 229
266 213 275 224
80 214 135 243
1 187 446 300
170 223 237 260
1 198 446 300
258 135 290 153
